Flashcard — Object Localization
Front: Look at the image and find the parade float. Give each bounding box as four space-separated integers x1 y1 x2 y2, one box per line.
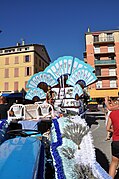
24 56 112 179
0 56 112 179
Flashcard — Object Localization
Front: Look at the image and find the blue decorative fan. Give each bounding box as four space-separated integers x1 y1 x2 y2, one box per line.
72 84 83 98
26 71 58 89
25 88 46 100
59 56 74 75
71 57 94 74
45 56 94 81
44 56 74 79
66 67 97 87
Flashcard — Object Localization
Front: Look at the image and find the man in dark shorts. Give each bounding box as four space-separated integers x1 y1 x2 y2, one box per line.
107 104 119 178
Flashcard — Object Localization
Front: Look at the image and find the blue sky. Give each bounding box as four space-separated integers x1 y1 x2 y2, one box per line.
1 0 119 62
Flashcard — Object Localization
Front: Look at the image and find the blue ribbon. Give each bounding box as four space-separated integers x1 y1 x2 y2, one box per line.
51 117 66 179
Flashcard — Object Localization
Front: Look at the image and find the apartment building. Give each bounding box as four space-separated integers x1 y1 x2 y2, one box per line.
84 29 119 99
0 42 51 93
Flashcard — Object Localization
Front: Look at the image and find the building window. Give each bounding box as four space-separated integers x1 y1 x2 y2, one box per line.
25 47 29 50
17 48 22 51
25 81 28 89
108 44 114 53
24 55 30 62
5 49 11 53
35 68 38 73
94 35 99 42
25 67 32 76
109 55 115 60
4 69 9 78
107 33 113 41
110 80 116 88
15 56 19 64
96 80 102 88
5 57 9 65
39 59 41 66
42 62 44 69
12 49 15 52
95 55 100 60
4 82 9 91
109 67 116 76
14 68 19 77
94 45 100 53
35 57 37 64
14 82 18 91
95 67 101 76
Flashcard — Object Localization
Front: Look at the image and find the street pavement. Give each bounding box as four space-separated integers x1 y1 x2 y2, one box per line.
85 109 119 178
90 118 112 163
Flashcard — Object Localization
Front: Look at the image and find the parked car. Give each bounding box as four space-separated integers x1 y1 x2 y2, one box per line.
87 100 98 112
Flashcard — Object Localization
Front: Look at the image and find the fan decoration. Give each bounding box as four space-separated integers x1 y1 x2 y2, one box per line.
25 88 46 100
26 71 58 89
25 56 97 100
44 56 95 81
72 84 83 98
66 67 97 87
71 57 94 74
44 56 74 79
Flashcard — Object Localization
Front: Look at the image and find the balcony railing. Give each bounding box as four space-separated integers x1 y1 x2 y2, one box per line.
96 85 118 89
94 37 114 43
96 73 117 77
96 81 118 89
94 60 116 65
94 49 115 54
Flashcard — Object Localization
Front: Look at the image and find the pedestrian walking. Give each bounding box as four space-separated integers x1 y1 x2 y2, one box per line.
106 100 119 178
105 97 119 141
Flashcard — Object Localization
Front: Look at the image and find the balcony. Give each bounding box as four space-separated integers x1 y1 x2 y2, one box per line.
96 74 117 78
96 81 118 89
94 60 116 66
96 85 118 89
93 37 114 44
94 50 115 55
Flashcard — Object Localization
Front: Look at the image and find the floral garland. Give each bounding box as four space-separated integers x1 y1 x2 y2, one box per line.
0 119 8 144
0 120 6 129
51 117 66 179
51 116 112 179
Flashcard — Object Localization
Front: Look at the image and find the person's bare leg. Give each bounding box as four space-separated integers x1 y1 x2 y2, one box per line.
105 131 111 140
109 156 119 178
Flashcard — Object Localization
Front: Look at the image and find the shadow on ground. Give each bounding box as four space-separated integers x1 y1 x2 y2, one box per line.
85 115 98 128
95 147 110 173
96 149 119 179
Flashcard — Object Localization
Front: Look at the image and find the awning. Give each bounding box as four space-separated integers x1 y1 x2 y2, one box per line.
2 93 23 98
